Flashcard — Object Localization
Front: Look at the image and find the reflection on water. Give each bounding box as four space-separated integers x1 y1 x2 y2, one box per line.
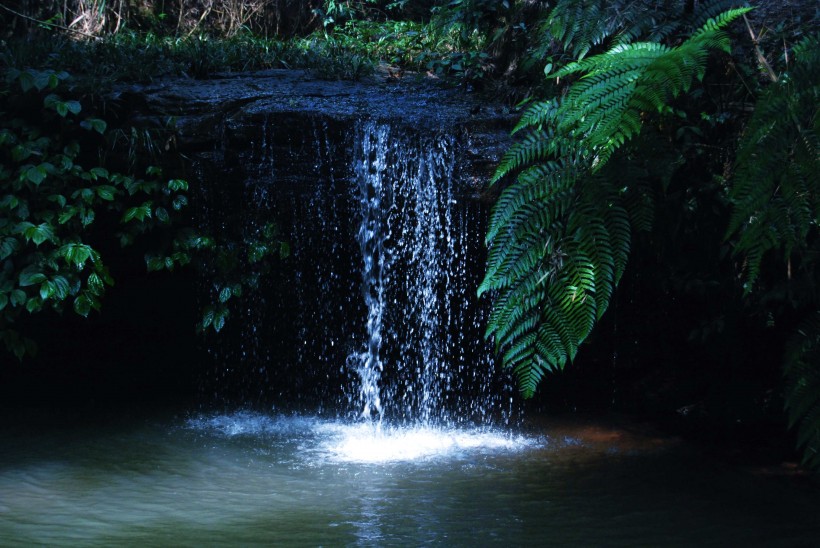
1 410 819 546
188 412 538 463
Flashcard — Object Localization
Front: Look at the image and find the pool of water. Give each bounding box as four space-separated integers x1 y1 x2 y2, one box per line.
1 410 818 546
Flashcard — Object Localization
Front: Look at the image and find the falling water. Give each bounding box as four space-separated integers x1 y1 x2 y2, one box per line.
196 114 512 425
347 120 501 425
350 122 390 420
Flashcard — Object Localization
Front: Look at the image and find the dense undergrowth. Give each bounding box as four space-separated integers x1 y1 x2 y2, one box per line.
0 3 503 87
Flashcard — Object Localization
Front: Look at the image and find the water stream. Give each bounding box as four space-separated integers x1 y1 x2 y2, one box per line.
196 116 509 424
349 120 484 424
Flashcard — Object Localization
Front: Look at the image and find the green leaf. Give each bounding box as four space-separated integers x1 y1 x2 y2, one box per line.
80 118 107 134
65 101 82 116
146 255 166 272
16 70 35 92
25 297 42 313
81 209 95 227
47 71 67 89
11 145 31 162
48 194 67 208
19 270 47 287
0 195 19 209
10 289 26 307
87 272 104 295
58 207 77 225
167 179 188 192
0 294 7 310
63 141 80 158
201 308 215 329
23 223 55 246
249 243 268 263
61 243 93 269
52 276 70 300
213 309 227 332
0 129 14 147
155 206 170 224
39 281 55 301
44 94 68 117
172 195 188 211
89 167 109 180
24 165 47 185
122 203 153 223
96 185 117 201
80 188 95 203
33 70 53 91
73 294 91 317
0 237 19 260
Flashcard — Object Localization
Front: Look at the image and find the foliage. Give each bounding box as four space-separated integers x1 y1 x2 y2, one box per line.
0 67 180 358
0 29 384 84
484 0 820 467
527 0 745 66
424 0 521 81
726 34 820 468
479 7 751 398
726 34 820 292
0 66 288 359
0 0 324 39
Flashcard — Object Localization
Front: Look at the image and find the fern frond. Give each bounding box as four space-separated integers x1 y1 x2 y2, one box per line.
685 1 751 31
727 33 820 291
547 0 609 60
513 99 560 134
549 11 744 172
484 160 575 247
491 129 554 184
513 348 548 399
694 6 752 34
484 8 748 398
545 0 673 62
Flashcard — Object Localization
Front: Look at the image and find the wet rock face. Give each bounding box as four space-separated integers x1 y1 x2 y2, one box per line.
116 69 514 194
117 71 516 415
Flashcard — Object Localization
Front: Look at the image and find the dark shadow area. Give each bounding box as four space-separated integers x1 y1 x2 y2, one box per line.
0 263 203 412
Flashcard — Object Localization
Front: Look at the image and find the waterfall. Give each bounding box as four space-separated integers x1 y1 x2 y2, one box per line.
350 122 390 420
196 114 513 425
348 120 502 425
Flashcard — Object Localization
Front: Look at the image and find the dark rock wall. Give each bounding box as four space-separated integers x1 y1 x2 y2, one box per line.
123 71 515 416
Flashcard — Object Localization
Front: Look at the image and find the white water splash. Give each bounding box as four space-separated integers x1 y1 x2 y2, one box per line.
186 412 538 464
315 422 536 463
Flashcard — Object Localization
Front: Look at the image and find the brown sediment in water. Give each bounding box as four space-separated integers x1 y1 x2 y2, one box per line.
523 414 820 487
524 414 681 456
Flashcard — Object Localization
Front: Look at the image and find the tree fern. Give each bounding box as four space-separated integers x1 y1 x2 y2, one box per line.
482 9 749 397
524 0 747 73
727 34 820 291
725 34 820 469
550 7 750 170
